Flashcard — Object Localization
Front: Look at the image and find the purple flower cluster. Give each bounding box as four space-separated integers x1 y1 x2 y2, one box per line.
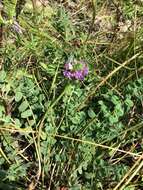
11 20 23 34
63 60 88 81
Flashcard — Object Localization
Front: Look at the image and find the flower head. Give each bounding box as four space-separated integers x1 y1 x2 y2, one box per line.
12 20 23 34
63 59 88 81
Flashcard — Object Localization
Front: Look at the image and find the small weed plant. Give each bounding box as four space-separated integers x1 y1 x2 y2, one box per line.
0 0 143 189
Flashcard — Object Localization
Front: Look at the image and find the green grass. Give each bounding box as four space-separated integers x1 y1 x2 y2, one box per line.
0 0 143 189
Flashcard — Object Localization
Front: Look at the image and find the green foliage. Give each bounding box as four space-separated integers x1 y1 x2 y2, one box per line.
1 0 17 25
0 1 143 190
4 0 17 19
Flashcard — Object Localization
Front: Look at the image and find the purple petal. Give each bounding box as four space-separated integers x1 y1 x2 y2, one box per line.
74 70 84 80
83 66 88 76
63 71 74 79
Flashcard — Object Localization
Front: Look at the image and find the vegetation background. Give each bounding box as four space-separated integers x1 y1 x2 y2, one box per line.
0 0 143 189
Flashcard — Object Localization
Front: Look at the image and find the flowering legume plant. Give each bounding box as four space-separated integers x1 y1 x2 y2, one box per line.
0 0 143 190
63 58 88 80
